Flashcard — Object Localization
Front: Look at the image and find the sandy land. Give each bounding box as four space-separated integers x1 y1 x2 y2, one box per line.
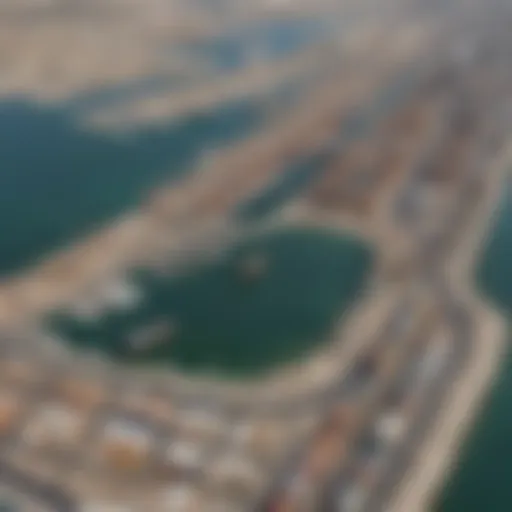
83 21 425 132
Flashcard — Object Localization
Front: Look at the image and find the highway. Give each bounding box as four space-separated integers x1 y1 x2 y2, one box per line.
252 292 421 508
254 50 475 512
360 282 472 512
318 54 509 511
359 118 511 512
252 74 440 512
317 181 472 512
256 34 512 511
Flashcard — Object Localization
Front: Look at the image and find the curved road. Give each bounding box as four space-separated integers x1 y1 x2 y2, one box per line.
319 55 508 511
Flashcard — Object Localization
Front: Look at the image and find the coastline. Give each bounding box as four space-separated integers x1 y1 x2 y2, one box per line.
0 28 431 329
0 28 439 411
6 211 382 410
387 143 511 512
0 124 414 410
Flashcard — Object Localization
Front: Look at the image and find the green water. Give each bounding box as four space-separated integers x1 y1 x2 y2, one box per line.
437 183 512 511
0 98 265 276
0 15 335 280
48 228 372 377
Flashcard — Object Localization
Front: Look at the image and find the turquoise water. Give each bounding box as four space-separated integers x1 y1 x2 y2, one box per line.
0 97 266 276
0 18 417 278
436 182 512 511
0 14 331 279
48 228 372 377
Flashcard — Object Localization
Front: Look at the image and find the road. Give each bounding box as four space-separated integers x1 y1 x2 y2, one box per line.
318 58 509 512
258 34 512 511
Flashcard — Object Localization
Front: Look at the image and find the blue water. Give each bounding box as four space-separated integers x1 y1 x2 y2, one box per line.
437 181 512 511
0 12 335 278
48 228 372 377
0 97 265 276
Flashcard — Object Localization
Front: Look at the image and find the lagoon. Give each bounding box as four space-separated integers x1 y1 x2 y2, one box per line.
48 228 372 378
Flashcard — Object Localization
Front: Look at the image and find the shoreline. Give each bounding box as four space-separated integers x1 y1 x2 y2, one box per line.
0 136 414 410
0 28 431 328
0 27 440 411
387 143 511 512
8 212 384 411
